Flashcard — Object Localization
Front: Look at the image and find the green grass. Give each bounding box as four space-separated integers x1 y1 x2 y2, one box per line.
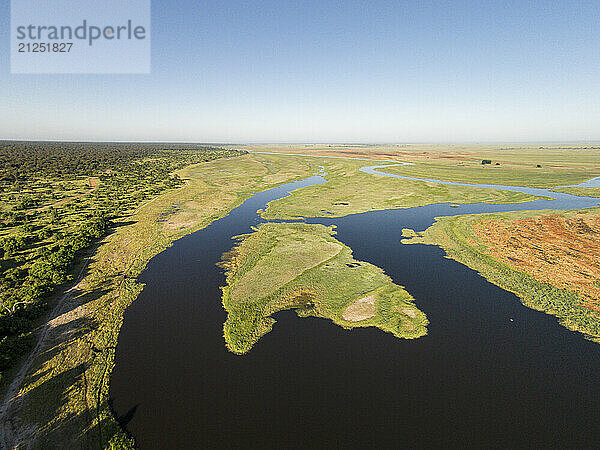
552 187 600 197
381 159 600 188
5 144 600 446
3 153 316 448
220 222 427 354
403 208 600 341
237 143 600 189
261 157 540 220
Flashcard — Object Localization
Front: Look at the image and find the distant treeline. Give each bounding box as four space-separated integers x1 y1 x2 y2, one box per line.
0 141 242 180
0 142 244 378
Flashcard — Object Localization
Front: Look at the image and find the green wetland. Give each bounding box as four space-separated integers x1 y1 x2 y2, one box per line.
111 160 600 448
220 222 426 354
3 145 600 447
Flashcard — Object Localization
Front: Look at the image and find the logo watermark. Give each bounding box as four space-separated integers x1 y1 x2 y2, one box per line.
11 0 151 74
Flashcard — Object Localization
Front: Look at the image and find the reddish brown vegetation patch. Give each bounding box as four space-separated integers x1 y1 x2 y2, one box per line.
258 147 476 162
474 214 600 310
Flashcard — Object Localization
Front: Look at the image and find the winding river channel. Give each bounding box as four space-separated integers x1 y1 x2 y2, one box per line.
110 161 600 448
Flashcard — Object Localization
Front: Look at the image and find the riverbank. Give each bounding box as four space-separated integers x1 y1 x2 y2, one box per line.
403 207 600 341
220 222 426 354
261 156 540 220
0 154 315 448
6 146 600 447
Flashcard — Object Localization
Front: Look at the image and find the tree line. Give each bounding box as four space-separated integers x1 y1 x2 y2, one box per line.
0 141 244 378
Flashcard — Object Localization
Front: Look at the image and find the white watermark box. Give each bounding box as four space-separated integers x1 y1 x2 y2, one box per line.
10 0 151 74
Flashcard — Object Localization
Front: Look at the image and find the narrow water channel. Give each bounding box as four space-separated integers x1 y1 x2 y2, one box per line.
110 166 600 448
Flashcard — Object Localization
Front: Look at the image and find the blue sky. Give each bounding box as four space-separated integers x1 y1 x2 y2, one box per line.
1 0 599 142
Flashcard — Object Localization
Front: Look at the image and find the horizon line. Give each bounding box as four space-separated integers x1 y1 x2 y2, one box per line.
2 139 600 146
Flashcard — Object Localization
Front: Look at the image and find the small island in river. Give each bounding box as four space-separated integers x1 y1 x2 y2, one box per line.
219 222 427 354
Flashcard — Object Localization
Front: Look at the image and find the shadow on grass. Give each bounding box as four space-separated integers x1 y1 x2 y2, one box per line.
32 316 99 377
5 273 129 448
111 220 137 229
19 378 125 448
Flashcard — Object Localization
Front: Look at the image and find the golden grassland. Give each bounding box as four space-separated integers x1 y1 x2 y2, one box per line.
220 222 427 354
403 207 600 342
474 213 600 310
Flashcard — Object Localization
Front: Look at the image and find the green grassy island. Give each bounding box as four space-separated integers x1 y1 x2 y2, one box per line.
2 143 600 447
219 222 427 354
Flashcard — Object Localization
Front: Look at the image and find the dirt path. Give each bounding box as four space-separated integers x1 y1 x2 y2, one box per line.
0 176 99 447
342 294 377 322
31 177 99 214
0 178 192 448
0 242 97 449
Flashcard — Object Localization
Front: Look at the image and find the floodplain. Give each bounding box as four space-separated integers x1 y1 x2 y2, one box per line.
2 142 600 448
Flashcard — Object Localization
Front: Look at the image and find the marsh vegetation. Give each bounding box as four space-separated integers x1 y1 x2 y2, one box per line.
220 222 426 354
261 157 539 220
0 141 243 382
3 143 600 448
403 208 600 341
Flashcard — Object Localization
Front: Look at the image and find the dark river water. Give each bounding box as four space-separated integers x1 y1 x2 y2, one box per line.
110 170 600 448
